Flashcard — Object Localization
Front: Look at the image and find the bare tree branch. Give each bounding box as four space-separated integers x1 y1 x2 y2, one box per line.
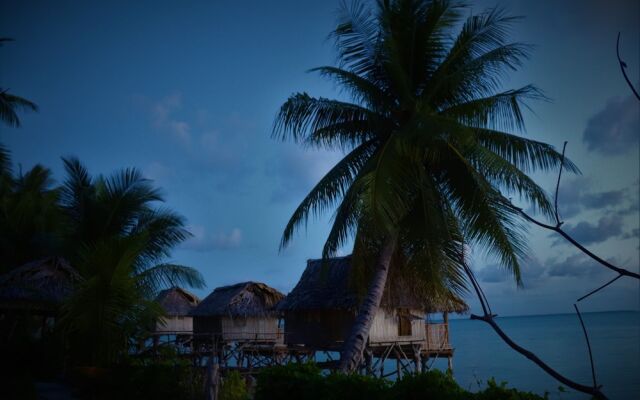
617 33 640 101
514 141 640 280
462 263 607 399
574 303 598 389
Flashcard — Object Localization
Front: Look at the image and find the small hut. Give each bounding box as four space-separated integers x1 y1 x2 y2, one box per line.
0 257 81 341
154 287 200 334
0 257 81 314
191 282 285 343
277 256 467 353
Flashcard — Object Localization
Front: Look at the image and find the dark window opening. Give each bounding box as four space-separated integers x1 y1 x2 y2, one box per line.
398 308 412 336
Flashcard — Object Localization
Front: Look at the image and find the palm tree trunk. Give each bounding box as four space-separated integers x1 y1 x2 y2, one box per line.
339 235 397 372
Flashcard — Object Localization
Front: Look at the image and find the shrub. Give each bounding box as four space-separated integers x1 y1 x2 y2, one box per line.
324 373 390 400
255 362 325 400
474 378 548 400
69 353 203 400
248 363 554 400
220 371 250 400
391 369 470 400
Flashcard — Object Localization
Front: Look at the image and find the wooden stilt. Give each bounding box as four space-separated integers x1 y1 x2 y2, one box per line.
414 351 421 374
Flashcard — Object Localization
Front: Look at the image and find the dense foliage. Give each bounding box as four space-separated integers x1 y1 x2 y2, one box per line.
255 363 548 400
69 357 204 400
219 371 251 400
0 146 204 368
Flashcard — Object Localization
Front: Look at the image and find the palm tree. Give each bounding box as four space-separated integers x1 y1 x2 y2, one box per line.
0 145 66 273
273 0 577 372
0 38 38 127
58 158 204 365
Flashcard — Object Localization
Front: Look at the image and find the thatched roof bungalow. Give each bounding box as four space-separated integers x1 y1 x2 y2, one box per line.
154 287 200 334
277 256 467 350
0 257 81 313
191 281 285 343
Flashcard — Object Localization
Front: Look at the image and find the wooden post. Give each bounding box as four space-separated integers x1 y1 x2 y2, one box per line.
207 363 219 400
421 354 428 372
413 345 422 374
444 312 452 374
443 312 449 345
205 336 221 400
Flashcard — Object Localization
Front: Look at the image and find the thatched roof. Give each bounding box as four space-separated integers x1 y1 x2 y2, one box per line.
191 281 285 318
0 257 82 311
277 256 468 314
155 287 200 317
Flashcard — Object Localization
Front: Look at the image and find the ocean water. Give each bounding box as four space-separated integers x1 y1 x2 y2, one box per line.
430 311 640 399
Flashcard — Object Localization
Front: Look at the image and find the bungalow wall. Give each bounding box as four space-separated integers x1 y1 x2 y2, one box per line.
284 308 427 349
284 310 355 349
192 316 281 342
369 308 426 344
220 316 281 342
156 316 193 333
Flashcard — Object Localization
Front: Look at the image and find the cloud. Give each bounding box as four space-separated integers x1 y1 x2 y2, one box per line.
150 93 192 146
144 161 176 183
583 93 639 155
580 189 626 209
182 225 243 251
556 178 587 218
546 253 609 278
267 147 343 203
558 215 624 246
476 257 545 288
137 94 257 190
555 177 630 219
622 228 639 240
476 253 611 287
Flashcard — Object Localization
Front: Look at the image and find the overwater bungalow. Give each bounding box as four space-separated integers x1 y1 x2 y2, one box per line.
154 287 200 334
191 281 285 343
0 257 82 341
277 256 467 372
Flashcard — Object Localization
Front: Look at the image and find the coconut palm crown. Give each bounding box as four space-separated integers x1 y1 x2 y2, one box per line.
273 0 578 371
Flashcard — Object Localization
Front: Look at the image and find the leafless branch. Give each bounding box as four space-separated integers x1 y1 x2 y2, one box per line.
617 33 640 101
514 142 640 280
577 274 624 303
462 263 607 399
574 303 598 389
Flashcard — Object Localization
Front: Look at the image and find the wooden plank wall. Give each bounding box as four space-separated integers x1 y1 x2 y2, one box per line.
155 316 194 333
221 317 280 341
369 308 426 343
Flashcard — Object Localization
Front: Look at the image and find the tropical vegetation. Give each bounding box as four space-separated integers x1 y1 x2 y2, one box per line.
273 0 576 371
255 363 548 400
0 147 204 367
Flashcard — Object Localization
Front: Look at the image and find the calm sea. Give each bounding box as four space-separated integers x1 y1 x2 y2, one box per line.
431 311 640 399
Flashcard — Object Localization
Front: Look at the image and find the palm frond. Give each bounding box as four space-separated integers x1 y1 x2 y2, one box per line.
476 128 580 174
441 85 545 132
281 139 376 249
136 263 205 296
0 90 38 127
273 93 381 150
332 0 384 81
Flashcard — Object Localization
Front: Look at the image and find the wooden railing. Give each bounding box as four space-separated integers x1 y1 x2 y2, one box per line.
424 323 450 351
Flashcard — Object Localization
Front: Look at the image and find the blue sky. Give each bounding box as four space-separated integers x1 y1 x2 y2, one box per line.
2 0 638 316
